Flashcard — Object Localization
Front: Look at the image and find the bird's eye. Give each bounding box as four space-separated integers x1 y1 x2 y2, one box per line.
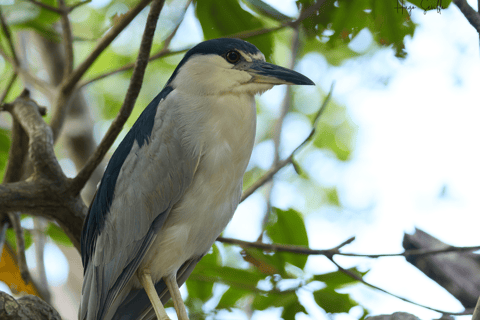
226 51 240 63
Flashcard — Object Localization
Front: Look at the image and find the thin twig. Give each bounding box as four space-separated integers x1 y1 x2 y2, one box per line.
8 212 31 284
0 8 19 66
0 73 17 103
259 28 301 240
58 0 74 78
453 0 480 34
217 236 355 256
79 0 191 88
241 84 334 202
218 235 480 259
26 0 62 13
50 0 154 140
328 256 473 316
341 244 480 258
68 0 92 12
69 0 166 195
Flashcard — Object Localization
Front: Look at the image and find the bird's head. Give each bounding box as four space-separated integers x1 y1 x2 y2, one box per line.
168 38 314 96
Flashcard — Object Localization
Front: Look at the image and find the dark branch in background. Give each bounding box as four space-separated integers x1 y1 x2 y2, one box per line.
50 0 154 140
217 236 480 259
241 83 333 202
68 0 92 12
26 0 62 13
8 212 30 284
79 0 191 88
69 0 166 195
58 0 74 78
453 0 480 34
0 8 19 66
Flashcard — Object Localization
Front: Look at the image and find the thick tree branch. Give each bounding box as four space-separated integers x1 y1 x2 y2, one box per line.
4 90 65 181
70 0 166 195
453 0 480 34
1 91 86 251
50 0 154 140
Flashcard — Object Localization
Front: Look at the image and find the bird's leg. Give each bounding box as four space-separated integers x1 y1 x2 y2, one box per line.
138 269 171 320
164 275 189 320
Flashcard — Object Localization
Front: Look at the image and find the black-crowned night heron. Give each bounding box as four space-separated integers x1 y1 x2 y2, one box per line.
79 38 314 320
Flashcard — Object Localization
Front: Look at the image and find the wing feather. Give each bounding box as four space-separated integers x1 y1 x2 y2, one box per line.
80 87 201 320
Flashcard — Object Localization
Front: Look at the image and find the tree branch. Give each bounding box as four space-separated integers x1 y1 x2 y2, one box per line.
4 90 65 180
26 0 62 13
68 0 92 12
328 256 473 316
79 0 191 88
50 0 154 140
58 0 74 78
70 0 166 195
8 212 31 284
0 8 19 66
453 0 480 34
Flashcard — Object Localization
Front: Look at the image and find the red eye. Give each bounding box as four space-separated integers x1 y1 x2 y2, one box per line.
226 51 240 63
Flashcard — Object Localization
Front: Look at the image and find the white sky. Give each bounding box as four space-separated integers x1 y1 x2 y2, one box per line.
4 0 479 319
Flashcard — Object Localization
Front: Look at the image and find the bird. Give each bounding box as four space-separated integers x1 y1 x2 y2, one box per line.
79 38 314 320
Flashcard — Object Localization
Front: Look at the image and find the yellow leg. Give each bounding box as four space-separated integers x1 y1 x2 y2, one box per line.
164 275 189 320
139 269 171 320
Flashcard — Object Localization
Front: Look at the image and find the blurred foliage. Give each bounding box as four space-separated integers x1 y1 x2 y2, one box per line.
0 0 437 318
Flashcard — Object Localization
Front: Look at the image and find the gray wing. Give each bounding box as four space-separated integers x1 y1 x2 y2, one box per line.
79 93 201 320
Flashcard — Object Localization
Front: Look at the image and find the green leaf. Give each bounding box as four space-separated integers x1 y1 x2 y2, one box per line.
252 290 297 310
242 247 285 276
313 287 358 313
265 208 309 270
313 122 351 161
190 247 265 291
186 245 219 302
242 0 292 22
282 300 307 319
325 187 340 206
313 268 367 289
195 0 274 59
46 223 73 247
216 287 250 309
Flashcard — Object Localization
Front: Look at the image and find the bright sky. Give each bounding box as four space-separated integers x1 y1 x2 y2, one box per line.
3 0 479 319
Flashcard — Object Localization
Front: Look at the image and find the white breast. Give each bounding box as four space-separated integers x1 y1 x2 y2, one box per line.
140 91 257 282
